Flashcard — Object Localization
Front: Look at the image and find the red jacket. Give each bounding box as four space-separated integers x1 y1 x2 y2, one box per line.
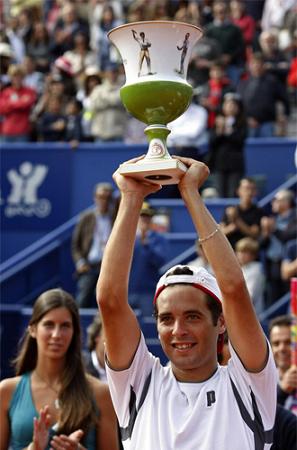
0 85 37 136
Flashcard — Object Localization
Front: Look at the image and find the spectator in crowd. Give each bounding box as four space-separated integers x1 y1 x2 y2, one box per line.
77 66 102 142
64 98 83 149
260 189 296 306
0 288 119 450
220 177 264 249
88 63 128 143
281 239 297 282
238 52 290 137
269 315 297 415
92 4 122 71
84 314 107 382
235 237 265 315
22 55 44 96
259 29 290 85
199 61 234 130
188 36 222 88
206 93 247 198
205 0 246 85
30 73 67 127
62 31 97 84
129 201 168 316
26 21 51 73
72 182 115 308
50 2 89 59
97 155 277 450
230 0 256 54
5 15 26 64
0 64 37 142
37 96 66 142
260 189 297 306
173 0 200 25
0 42 14 88
53 55 77 97
187 238 213 273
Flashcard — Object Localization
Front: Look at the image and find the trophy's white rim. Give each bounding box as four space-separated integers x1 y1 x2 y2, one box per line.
108 20 203 39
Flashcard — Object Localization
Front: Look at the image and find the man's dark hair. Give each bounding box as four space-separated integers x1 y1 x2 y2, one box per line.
268 314 292 336
154 266 222 325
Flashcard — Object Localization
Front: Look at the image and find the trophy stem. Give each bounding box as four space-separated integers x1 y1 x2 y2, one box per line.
144 124 171 160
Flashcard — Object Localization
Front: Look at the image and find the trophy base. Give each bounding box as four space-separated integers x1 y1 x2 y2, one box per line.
119 159 187 185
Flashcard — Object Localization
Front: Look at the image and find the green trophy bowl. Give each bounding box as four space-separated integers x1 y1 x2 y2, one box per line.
108 21 203 185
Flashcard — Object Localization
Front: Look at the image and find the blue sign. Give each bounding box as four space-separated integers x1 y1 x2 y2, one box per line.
1 147 72 230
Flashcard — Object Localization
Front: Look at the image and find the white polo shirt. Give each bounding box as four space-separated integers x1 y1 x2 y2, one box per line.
106 334 277 450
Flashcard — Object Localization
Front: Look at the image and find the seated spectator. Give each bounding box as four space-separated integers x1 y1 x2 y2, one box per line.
199 61 234 130
238 52 290 137
235 237 265 315
205 0 246 85
0 64 37 142
88 63 128 143
206 93 247 197
260 189 296 306
26 21 51 73
37 96 66 142
269 315 297 415
65 98 83 148
129 201 168 316
220 177 264 248
0 288 119 449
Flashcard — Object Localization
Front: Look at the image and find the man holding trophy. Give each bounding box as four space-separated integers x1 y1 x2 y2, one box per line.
96 21 277 449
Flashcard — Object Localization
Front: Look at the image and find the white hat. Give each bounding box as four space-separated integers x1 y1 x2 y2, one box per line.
154 265 222 305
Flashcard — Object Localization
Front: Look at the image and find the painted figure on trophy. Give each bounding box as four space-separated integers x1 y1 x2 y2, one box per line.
132 30 154 77
176 32 190 75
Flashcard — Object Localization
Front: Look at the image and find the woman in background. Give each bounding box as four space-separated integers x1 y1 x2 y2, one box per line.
0 288 119 450
206 92 247 198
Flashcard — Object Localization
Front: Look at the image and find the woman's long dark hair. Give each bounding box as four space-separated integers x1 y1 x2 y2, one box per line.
13 288 98 435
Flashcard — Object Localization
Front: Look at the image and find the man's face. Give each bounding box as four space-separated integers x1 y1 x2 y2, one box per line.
94 188 112 213
270 325 291 371
156 285 224 381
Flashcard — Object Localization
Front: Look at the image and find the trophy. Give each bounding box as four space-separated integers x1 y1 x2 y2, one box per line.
108 21 203 185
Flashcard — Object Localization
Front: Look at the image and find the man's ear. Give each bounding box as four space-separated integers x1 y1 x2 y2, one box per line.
28 325 36 338
218 314 226 335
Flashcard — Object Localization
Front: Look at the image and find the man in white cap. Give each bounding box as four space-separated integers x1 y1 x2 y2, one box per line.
97 156 277 450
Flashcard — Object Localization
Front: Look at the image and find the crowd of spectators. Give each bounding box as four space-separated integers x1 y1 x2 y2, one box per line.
0 0 295 155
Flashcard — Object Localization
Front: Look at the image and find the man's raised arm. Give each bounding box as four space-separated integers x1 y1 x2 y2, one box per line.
176 156 268 372
96 160 161 370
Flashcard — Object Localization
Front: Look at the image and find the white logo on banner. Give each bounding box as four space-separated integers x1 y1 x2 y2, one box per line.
4 162 51 218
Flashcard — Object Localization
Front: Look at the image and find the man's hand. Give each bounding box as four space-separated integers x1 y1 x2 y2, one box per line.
113 156 162 198
174 156 209 194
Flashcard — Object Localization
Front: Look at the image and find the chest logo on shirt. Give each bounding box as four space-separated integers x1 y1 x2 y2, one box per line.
206 390 216 407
